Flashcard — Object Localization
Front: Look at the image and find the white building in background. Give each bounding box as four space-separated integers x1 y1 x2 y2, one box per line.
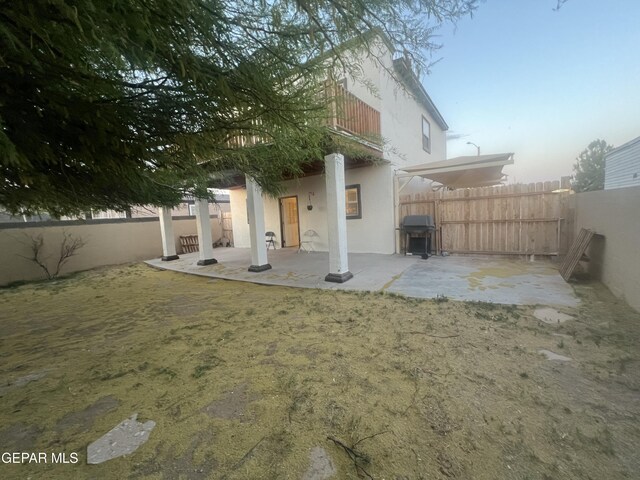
604 136 640 190
229 32 448 257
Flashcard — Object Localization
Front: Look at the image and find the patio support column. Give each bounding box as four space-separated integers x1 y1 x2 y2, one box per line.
246 176 272 272
324 153 353 283
194 198 217 266
393 174 401 254
159 207 179 261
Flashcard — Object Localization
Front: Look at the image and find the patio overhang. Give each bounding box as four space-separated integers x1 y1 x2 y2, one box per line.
169 151 360 282
207 128 385 190
397 153 514 189
220 153 386 190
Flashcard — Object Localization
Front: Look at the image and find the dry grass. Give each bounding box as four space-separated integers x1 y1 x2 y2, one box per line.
0 263 639 479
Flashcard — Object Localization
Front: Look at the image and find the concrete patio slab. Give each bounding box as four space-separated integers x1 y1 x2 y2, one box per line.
146 248 418 292
385 255 579 307
145 248 579 307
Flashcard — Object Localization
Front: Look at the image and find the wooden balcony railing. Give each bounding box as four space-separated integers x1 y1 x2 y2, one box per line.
224 82 382 149
325 81 381 144
224 117 267 149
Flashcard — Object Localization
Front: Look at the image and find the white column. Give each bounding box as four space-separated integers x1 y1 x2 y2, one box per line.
324 153 353 282
246 176 272 272
393 174 400 254
194 198 217 265
159 207 179 261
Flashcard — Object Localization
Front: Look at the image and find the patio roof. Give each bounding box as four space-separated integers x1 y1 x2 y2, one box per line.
220 150 386 190
399 153 514 189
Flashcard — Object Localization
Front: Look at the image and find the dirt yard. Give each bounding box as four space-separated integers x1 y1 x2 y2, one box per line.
0 263 639 479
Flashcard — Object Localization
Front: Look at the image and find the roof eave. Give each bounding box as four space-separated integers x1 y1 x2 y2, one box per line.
393 58 448 131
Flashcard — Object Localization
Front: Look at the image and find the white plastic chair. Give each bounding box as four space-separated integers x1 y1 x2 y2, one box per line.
298 229 319 253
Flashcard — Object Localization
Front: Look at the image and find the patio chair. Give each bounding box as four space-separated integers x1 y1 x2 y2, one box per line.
298 229 319 253
266 231 277 250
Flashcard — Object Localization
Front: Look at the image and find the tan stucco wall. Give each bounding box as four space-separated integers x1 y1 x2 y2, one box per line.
574 186 640 312
230 164 395 254
0 217 223 286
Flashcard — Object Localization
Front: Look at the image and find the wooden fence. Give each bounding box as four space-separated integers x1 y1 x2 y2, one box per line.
399 180 574 256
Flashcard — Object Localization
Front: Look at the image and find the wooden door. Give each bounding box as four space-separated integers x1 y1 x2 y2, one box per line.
279 196 300 247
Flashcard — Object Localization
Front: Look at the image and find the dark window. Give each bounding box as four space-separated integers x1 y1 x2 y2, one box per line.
345 184 362 219
422 116 431 153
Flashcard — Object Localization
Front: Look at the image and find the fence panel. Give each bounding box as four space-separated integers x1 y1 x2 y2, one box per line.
399 181 572 256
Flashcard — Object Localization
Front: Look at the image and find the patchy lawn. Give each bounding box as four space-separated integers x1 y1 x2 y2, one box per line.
0 263 639 479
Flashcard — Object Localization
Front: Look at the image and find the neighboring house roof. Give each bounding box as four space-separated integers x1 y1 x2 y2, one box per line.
606 135 640 156
182 192 230 203
400 153 514 188
392 57 448 131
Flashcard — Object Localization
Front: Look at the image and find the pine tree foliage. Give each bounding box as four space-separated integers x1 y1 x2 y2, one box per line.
1 0 476 215
571 139 613 192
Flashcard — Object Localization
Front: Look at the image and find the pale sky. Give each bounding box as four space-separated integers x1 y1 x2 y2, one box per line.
422 0 640 184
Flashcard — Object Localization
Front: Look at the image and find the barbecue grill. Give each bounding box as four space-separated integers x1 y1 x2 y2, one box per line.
401 215 435 259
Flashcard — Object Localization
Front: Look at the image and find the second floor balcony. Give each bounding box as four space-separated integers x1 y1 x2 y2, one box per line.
224 81 382 150
325 81 382 146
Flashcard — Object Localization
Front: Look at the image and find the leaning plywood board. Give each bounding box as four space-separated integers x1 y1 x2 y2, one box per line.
560 228 595 281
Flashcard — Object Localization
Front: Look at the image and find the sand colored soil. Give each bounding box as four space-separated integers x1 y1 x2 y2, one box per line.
0 263 639 479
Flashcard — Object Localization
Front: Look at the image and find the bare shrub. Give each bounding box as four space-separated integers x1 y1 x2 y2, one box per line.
20 231 87 280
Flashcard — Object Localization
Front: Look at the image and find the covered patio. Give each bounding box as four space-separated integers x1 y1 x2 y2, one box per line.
157 152 382 284
146 248 579 306
147 248 416 292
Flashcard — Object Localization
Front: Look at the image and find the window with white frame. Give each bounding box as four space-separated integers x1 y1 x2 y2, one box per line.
345 184 362 219
422 116 431 153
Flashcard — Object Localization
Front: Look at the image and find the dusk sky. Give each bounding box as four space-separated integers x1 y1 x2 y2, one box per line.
423 0 640 183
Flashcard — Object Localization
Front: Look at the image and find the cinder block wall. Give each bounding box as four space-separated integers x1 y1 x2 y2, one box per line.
573 186 640 312
0 216 223 286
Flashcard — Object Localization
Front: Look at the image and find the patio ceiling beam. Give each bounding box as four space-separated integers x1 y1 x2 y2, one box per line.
324 153 353 283
158 207 179 261
246 176 272 273
194 198 217 266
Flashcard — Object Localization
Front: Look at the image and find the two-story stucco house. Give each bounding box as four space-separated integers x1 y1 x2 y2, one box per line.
227 34 447 260
155 32 449 283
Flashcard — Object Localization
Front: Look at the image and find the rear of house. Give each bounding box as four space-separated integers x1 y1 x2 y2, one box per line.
230 35 448 255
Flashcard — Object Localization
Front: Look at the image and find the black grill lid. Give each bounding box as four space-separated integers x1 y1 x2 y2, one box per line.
402 215 435 231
